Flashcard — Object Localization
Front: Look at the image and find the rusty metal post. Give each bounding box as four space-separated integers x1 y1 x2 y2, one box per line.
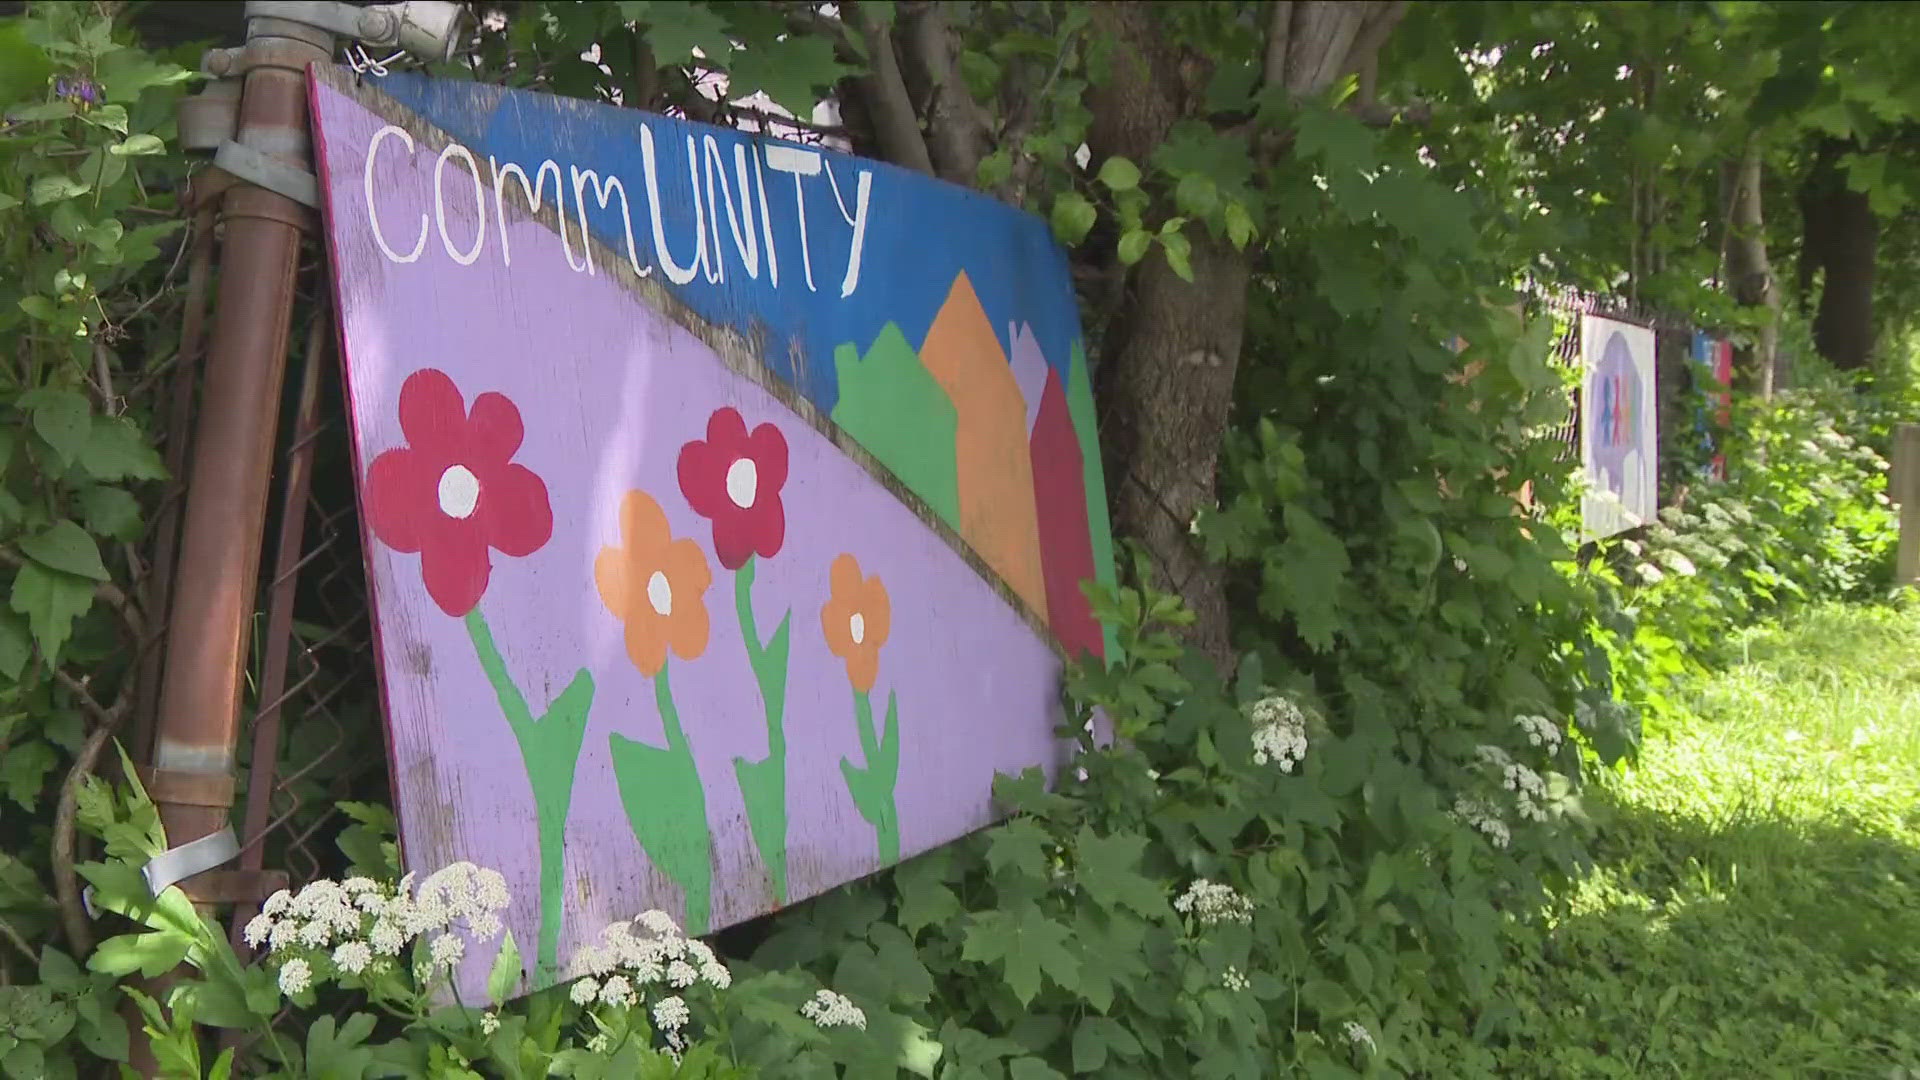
145 9 332 874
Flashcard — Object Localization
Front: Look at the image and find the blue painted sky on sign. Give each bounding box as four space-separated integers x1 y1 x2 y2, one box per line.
371 72 1081 416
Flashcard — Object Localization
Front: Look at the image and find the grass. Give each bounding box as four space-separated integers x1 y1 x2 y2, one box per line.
1448 602 1920 1078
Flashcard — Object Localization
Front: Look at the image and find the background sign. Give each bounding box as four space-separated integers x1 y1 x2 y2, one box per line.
1690 332 1734 481
308 65 1116 996
1581 315 1659 538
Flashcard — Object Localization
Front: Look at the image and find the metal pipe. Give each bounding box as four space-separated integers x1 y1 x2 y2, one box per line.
130 177 222 764
226 303 328 953
146 27 329 885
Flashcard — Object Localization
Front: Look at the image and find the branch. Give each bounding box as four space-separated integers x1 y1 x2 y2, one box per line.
843 0 934 175
1342 1 1409 79
1263 1 1294 89
51 675 132 957
899 0 992 187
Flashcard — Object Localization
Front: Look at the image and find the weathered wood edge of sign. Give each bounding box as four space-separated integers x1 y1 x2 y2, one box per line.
311 62 1072 665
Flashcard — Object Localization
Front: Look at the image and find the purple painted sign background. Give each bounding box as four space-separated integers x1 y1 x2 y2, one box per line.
309 71 1085 998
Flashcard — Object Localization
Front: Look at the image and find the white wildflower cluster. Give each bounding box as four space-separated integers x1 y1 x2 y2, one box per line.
800 989 867 1031
1502 761 1550 823
1173 879 1255 926
1341 1021 1376 1055
565 909 730 1046
1221 967 1250 993
1513 714 1563 755
1473 744 1511 769
1449 797 1511 849
243 862 512 995
1249 695 1309 772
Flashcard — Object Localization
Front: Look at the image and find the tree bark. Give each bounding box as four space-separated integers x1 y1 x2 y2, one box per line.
1724 143 1780 397
1086 1 1401 669
1799 138 1879 371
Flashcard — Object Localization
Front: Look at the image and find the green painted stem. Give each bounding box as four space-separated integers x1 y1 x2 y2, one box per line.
731 557 792 904
842 688 900 865
608 662 714 935
464 609 595 987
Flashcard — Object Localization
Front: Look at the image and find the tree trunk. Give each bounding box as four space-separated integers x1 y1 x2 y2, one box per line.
1800 137 1879 371
1085 1 1401 669
1724 144 1780 397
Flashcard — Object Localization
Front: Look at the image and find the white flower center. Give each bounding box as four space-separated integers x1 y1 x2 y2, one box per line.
849 612 865 645
437 465 480 519
725 457 757 509
646 571 672 616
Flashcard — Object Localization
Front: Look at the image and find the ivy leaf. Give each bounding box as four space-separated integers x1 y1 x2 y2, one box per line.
486 930 522 1006
21 520 110 581
78 485 143 541
985 818 1050 882
639 3 734 68
0 610 29 681
892 852 961 937
961 909 1079 1005
1096 156 1141 192
725 35 850 119
28 175 90 206
22 388 91 463
1160 232 1194 283
9 560 95 664
79 417 165 482
0 738 56 809
109 133 164 156
1073 828 1166 919
1117 229 1151 266
1224 202 1255 250
1050 192 1097 246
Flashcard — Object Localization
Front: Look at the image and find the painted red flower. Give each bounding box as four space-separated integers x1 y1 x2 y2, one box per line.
676 407 788 570
365 368 553 617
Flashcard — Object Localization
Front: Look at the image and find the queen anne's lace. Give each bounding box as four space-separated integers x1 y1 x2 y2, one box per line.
801 989 867 1030
652 995 691 1032
1342 1021 1376 1054
1173 879 1255 925
1514 714 1563 754
1249 695 1310 771
1450 797 1511 848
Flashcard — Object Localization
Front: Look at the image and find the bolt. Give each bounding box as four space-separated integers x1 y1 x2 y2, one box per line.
357 8 396 42
203 49 233 76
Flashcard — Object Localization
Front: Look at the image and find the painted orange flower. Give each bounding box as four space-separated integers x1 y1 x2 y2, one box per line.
821 554 891 693
596 491 712 677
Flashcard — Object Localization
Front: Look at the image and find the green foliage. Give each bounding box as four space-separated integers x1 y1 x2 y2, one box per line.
1420 603 1920 1076
1610 372 1899 689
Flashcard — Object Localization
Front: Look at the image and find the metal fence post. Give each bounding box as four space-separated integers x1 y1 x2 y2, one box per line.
1893 424 1920 588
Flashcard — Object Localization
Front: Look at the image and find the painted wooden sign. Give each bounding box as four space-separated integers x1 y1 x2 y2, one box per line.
1690 332 1733 481
1580 315 1659 539
305 65 1117 996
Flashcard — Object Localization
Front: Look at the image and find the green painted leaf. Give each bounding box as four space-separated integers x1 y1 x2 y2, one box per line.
21 519 109 581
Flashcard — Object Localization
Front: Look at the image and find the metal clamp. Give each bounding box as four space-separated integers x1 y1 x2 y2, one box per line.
213 140 319 208
83 826 242 918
